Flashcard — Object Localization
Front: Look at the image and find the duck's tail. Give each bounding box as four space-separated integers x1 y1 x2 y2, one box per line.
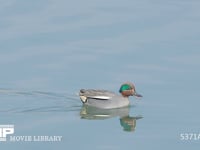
79 89 87 103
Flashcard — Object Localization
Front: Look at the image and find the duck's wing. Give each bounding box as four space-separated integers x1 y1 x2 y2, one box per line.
79 89 115 102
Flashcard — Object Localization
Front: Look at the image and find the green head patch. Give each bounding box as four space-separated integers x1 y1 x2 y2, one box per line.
119 84 132 93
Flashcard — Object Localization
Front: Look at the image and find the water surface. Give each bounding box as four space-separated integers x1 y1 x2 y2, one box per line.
0 0 200 149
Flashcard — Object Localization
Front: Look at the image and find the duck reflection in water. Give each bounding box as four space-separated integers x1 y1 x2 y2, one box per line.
80 105 142 132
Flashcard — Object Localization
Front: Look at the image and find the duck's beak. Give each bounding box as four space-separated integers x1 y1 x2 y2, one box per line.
133 92 142 98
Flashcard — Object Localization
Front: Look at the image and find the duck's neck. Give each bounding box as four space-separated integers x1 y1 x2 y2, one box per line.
121 94 129 98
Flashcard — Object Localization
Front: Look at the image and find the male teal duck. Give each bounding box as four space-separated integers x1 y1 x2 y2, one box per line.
79 82 142 109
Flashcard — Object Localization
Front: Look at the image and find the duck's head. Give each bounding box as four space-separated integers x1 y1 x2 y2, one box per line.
119 82 142 98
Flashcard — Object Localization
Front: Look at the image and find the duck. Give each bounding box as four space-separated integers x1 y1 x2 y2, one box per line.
79 82 142 109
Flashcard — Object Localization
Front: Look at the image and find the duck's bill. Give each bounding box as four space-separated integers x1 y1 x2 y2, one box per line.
134 92 142 98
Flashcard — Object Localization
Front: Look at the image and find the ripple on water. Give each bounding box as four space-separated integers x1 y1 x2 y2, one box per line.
0 88 81 113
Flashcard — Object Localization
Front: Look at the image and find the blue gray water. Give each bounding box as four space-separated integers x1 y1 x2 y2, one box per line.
1 0 200 149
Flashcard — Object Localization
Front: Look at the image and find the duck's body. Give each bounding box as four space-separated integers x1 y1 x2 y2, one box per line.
79 82 142 109
79 89 130 109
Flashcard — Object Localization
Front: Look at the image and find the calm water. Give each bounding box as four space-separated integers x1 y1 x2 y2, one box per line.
1 0 200 149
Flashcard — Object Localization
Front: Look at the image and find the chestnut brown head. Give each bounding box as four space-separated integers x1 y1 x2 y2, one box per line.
119 82 142 98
